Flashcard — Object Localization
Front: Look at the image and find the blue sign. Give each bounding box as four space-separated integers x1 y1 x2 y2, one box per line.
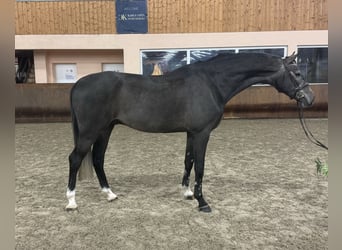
116 0 148 34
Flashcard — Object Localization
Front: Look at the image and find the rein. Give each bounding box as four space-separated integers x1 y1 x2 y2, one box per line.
297 102 328 150
288 63 328 151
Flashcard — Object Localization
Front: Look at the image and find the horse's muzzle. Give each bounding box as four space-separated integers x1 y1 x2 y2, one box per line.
296 85 315 108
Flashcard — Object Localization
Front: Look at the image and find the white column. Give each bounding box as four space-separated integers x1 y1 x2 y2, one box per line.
33 50 48 83
123 48 141 74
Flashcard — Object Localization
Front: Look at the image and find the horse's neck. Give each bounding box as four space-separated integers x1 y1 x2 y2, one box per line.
225 74 269 102
212 63 280 104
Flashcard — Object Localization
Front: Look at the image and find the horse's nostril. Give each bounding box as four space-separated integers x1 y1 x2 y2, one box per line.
295 91 305 100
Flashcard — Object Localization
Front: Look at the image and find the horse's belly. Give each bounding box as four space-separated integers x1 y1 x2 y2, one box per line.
118 109 187 133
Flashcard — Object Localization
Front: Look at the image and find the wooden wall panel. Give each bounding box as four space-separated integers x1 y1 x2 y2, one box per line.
15 1 116 34
15 0 327 35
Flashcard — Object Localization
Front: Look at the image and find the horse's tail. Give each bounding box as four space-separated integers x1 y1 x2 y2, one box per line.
78 150 94 181
70 89 94 181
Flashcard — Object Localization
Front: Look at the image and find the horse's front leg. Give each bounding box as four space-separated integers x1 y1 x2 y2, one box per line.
193 130 211 212
182 132 194 199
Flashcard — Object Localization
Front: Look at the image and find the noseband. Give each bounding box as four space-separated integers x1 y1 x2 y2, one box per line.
294 82 309 100
288 70 309 101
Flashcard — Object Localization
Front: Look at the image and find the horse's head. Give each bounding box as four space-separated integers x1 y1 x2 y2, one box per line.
275 53 315 108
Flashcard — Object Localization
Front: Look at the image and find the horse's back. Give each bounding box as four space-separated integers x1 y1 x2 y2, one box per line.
72 71 124 96
70 72 187 130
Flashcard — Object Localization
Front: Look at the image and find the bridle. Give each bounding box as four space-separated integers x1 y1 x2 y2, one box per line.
286 67 310 101
293 78 309 101
285 64 328 150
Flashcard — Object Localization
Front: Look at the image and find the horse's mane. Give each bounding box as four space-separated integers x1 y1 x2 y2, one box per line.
203 52 282 67
211 52 280 61
165 52 282 79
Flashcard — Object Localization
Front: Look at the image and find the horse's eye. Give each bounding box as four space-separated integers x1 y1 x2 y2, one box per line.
292 71 301 77
290 71 301 78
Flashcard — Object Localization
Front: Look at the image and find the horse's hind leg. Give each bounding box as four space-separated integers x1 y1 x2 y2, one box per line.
66 142 92 210
92 124 117 201
182 132 194 199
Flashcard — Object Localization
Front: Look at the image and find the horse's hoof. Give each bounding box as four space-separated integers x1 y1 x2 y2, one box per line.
184 195 194 200
65 204 78 211
183 186 194 200
102 188 118 202
107 193 118 201
199 205 212 213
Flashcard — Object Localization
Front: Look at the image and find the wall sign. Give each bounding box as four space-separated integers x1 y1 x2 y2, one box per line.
116 0 148 34
54 64 77 83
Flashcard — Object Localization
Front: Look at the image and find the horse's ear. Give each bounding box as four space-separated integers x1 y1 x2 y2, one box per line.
284 52 297 64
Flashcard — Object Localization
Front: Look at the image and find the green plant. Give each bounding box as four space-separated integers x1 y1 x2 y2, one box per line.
315 158 328 177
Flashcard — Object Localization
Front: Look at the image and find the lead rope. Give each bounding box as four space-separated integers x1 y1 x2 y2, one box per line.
297 102 328 150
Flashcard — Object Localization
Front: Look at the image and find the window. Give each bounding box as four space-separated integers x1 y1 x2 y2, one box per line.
54 64 77 83
238 48 285 57
141 46 287 75
102 63 124 72
15 50 34 84
190 49 235 63
297 46 328 83
141 50 187 75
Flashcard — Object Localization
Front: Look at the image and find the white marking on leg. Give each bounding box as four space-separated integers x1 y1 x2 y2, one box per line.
183 185 194 199
102 188 117 201
66 189 78 210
